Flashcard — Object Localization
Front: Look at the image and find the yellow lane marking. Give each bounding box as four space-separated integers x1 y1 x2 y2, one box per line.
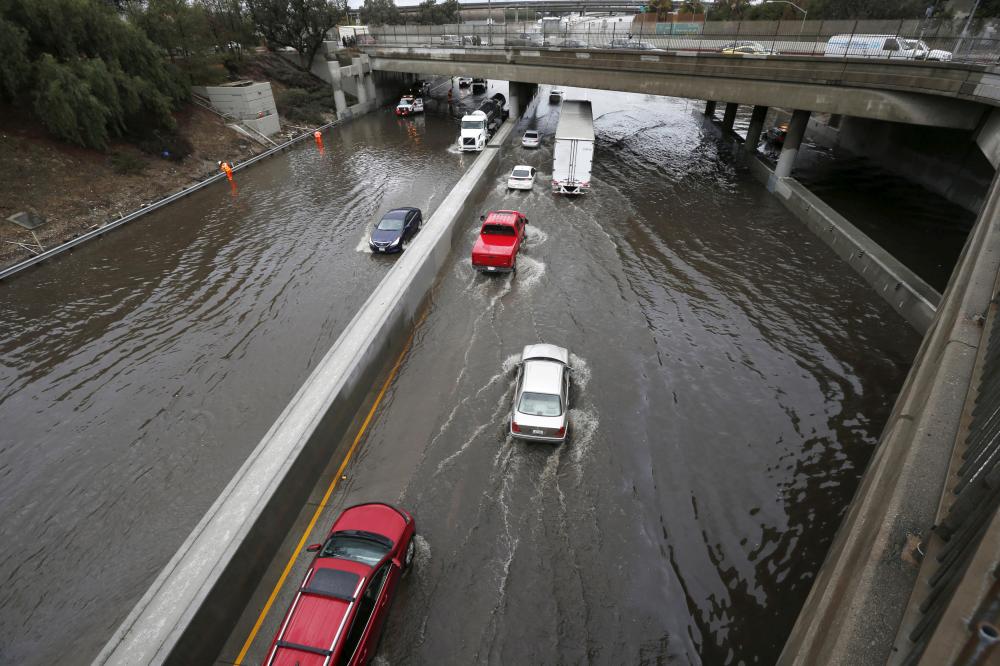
235 313 426 664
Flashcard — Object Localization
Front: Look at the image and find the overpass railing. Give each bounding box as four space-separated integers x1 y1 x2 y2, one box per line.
367 18 1000 65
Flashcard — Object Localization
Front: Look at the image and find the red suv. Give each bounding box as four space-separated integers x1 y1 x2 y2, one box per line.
264 503 417 666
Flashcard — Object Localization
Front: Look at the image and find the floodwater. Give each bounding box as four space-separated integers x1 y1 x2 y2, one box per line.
0 102 472 664
792 149 976 292
729 105 976 293
221 88 924 665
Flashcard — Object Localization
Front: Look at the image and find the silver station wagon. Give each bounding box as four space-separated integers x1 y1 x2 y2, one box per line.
510 344 570 443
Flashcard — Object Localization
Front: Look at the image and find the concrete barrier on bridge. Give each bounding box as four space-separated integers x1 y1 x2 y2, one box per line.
94 121 515 666
748 157 941 333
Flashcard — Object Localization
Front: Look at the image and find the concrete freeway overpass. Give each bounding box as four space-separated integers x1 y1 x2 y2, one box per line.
396 0 644 14
362 43 1000 189
363 45 1000 129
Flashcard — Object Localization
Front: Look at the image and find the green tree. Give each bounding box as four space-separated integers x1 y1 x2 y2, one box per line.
708 0 751 20
248 0 347 67
199 0 257 58
0 18 31 98
679 0 705 15
415 0 459 24
645 0 672 18
130 0 212 62
804 0 927 19
1 0 187 150
360 0 401 25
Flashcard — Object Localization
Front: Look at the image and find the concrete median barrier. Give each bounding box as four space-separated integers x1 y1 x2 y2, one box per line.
94 121 515 666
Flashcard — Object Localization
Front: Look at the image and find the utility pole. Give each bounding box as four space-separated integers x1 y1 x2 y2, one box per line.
955 0 982 57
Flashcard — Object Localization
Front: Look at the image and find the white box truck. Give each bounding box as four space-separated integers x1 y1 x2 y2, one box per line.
552 100 594 194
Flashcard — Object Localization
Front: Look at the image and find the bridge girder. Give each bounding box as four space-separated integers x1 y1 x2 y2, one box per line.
367 48 992 129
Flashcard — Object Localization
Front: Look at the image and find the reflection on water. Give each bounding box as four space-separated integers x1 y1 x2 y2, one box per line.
794 147 975 292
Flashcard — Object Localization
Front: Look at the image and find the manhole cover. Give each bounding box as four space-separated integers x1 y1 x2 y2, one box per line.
7 211 46 230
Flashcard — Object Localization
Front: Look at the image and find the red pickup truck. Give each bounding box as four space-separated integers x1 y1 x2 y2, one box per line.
471 210 528 273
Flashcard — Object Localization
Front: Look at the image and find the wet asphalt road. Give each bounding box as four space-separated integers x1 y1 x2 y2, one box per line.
219 87 922 665
0 101 472 664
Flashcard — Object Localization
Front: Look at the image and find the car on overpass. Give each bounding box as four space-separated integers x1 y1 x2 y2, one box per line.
510 344 571 444
603 38 664 52
823 34 952 61
720 41 779 55
545 36 590 48
369 207 422 253
507 32 544 47
263 503 417 666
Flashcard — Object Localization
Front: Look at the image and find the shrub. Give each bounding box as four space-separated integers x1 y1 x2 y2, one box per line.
3 0 188 150
109 152 148 175
135 129 193 161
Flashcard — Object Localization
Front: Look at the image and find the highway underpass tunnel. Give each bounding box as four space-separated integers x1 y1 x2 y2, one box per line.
508 81 538 118
773 109 812 182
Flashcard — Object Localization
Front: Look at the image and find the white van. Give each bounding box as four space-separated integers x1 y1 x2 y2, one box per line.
823 34 952 61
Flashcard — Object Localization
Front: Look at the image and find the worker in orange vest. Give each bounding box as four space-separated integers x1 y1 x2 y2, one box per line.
218 161 233 181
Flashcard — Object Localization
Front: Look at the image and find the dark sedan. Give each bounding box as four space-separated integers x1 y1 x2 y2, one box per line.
369 207 422 253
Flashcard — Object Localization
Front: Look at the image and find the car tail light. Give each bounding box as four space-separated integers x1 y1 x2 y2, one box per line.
511 421 521 433
555 426 566 437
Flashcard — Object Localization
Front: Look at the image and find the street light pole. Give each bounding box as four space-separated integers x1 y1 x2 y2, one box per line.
764 0 807 43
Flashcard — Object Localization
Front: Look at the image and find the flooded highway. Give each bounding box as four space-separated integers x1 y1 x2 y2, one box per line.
220 87 923 665
793 150 976 292
0 105 473 664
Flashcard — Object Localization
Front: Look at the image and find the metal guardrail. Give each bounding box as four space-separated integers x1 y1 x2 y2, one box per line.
0 118 341 282
368 19 1000 65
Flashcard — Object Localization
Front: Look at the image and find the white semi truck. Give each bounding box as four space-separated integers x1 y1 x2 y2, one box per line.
552 100 594 194
459 93 508 152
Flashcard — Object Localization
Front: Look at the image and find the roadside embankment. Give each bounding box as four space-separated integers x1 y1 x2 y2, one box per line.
0 53 350 274
0 103 260 271
94 121 515 666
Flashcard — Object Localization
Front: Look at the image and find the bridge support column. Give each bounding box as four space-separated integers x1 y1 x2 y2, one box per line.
772 109 811 184
722 102 738 130
704 100 716 117
744 105 769 154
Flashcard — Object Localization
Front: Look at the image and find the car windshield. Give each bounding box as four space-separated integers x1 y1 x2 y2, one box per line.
518 391 562 417
462 120 485 129
377 212 406 230
512 169 532 178
524 131 538 138
483 223 515 236
320 532 392 566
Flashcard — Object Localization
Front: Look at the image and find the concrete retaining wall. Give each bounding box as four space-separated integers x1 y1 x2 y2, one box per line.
749 157 940 333
94 122 514 666
778 168 1000 666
